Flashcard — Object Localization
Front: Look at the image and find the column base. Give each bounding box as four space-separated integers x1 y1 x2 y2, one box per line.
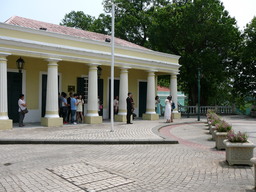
142 113 159 120
172 112 181 119
41 117 63 127
115 115 126 122
0 119 12 130
85 116 102 124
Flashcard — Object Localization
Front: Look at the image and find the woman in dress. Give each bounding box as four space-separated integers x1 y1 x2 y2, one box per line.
114 96 119 115
76 95 84 123
164 96 172 123
18 94 27 127
155 96 161 115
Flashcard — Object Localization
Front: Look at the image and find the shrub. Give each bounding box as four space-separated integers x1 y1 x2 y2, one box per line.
227 130 248 143
215 120 232 132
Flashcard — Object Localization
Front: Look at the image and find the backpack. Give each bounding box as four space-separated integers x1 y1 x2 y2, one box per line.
171 102 175 110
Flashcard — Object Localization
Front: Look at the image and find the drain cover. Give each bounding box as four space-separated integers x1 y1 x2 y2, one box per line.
3 163 12 166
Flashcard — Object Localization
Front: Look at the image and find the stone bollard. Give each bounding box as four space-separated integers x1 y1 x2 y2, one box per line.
251 158 256 188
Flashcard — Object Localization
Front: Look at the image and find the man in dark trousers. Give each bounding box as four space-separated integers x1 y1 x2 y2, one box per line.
126 92 133 124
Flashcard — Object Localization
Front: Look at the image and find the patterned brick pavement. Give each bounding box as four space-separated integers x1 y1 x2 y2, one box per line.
0 115 255 191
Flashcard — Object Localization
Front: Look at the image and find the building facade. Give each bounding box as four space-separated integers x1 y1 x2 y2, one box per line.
0 16 181 130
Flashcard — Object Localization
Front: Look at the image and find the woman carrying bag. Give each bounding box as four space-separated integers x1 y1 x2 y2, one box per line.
18 94 28 127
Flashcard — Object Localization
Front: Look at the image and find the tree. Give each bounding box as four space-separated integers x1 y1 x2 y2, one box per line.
233 17 256 100
103 0 171 47
148 0 241 105
60 1 242 106
90 14 112 35
60 11 95 31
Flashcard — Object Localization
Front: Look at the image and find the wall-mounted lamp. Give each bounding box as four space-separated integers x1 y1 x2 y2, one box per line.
16 57 25 73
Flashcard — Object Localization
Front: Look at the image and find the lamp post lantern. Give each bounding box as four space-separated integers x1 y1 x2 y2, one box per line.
16 57 25 73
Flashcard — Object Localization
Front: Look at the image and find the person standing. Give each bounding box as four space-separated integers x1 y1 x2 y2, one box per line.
130 94 136 119
18 94 27 127
58 92 62 117
67 92 72 123
126 92 133 124
70 93 78 124
155 96 161 115
114 96 119 115
164 96 172 123
60 92 68 124
76 95 84 123
170 96 174 123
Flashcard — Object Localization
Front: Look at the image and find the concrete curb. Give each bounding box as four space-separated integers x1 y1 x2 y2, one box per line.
0 121 205 145
0 138 178 145
152 121 206 140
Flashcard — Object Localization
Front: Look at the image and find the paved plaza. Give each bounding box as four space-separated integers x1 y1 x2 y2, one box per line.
0 116 256 191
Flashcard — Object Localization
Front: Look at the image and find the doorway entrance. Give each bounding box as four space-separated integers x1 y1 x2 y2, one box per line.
7 72 22 123
139 81 147 117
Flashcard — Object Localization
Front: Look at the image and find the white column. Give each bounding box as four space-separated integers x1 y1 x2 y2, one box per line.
146 71 156 114
44 58 61 118
87 64 99 117
0 53 11 120
170 73 178 112
118 67 129 115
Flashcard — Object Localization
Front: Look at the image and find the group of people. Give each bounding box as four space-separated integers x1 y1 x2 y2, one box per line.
59 92 84 124
155 95 175 123
17 92 175 127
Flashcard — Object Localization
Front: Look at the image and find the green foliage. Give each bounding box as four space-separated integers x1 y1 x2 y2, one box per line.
233 17 256 100
60 11 111 35
59 1 256 108
215 120 232 132
103 0 170 47
148 0 241 105
157 75 170 88
60 11 95 30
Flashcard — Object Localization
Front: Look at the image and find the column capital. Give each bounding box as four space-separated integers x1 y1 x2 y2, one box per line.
0 52 11 57
170 72 179 76
120 66 131 70
120 67 130 73
46 58 62 63
88 63 101 67
0 53 11 61
148 69 158 73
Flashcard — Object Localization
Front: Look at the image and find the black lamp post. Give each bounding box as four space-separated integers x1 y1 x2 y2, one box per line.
16 57 25 73
197 67 201 121
97 66 102 79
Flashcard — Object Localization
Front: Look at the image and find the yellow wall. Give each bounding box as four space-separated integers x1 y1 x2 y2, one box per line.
7 56 47 109
7 55 148 114
59 61 88 93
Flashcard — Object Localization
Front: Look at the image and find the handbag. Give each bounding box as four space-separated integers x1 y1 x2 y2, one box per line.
19 107 28 114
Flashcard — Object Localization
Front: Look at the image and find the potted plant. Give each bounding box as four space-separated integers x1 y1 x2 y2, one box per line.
206 110 215 129
209 115 221 134
223 130 254 166
214 120 232 150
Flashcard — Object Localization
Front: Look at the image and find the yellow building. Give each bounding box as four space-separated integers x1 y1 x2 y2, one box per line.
0 16 181 130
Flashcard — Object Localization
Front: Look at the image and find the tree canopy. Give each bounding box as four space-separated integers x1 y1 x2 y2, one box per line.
60 0 255 106
233 17 256 99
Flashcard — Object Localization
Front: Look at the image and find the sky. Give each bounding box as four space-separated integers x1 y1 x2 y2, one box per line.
0 0 255 30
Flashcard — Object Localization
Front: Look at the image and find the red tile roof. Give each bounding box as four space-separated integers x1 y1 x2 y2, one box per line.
157 86 170 92
4 16 148 50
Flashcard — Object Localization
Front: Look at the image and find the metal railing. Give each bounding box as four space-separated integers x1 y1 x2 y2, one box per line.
178 106 234 116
